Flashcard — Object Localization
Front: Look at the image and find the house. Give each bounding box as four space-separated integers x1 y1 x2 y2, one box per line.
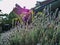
10 4 33 26
33 0 60 13
13 4 30 16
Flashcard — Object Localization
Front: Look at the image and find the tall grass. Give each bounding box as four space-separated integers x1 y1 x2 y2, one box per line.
8 6 60 45
0 5 60 45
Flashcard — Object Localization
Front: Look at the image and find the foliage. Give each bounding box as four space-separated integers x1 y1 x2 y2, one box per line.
7 7 60 45
1 2 60 45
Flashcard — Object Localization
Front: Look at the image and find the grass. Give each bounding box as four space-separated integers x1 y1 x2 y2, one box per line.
0 7 60 45
9 12 60 45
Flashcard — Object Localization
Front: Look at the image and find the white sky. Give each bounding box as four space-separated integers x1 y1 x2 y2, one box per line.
0 0 45 14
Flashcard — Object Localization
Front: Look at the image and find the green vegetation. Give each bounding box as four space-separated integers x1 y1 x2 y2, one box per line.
0 1 60 45
8 8 60 45
0 11 18 32
9 28 60 45
1 7 60 45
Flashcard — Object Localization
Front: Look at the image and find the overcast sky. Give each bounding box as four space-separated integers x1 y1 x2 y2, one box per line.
0 0 45 14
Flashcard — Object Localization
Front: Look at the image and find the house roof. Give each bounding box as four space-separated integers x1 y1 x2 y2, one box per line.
33 0 58 13
40 0 53 5
13 4 30 15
